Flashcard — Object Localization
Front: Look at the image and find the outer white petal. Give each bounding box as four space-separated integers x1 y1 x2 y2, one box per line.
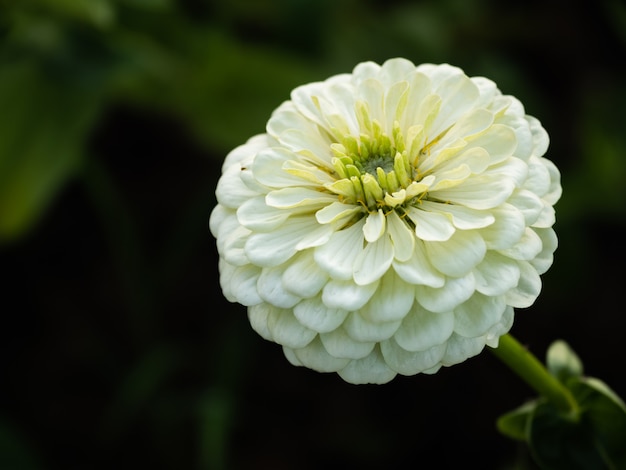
248 303 274 341
485 305 514 347
322 279 379 311
473 252 521 296
343 311 402 343
430 174 515 210
266 306 317 349
226 264 263 306
237 196 290 232
320 327 375 360
541 157 562 205
314 220 365 280
479 204 526 250
415 272 475 313
363 209 386 243
441 334 485 366
499 227 543 261
425 230 486 277
215 164 260 209
527 115 549 157
505 260 542 308
530 227 558 274
337 346 397 385
393 303 454 352
282 250 329 298
257 266 301 308
406 206 455 242
291 337 351 373
359 271 415 323
386 210 415 262
221 134 268 170
381 339 446 375
293 296 348 333
453 292 506 337
419 201 495 230
245 216 333 267
507 189 545 226
392 240 445 288
353 235 394 285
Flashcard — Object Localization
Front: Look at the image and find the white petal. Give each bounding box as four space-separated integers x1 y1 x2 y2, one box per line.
393 303 454 351
453 292 506 337
282 250 329 298
363 209 386 242
541 157 562 205
316 202 362 226
392 240 445 288
530 227 557 274
419 201 495 230
221 134 268 170
337 346 397 384
227 264 262 306
532 203 556 229
237 196 290 231
216 216 251 266
293 296 348 333
292 337 351 373
322 279 379 311
407 206 455 242
320 327 375 359
425 230 486 277
353 235 394 285
386 210 415 261
485 305 514 347
359 271 415 323
266 187 337 209
314 220 365 280
343 311 401 342
499 227 542 261
415 272 475 313
464 123 517 165
479 204 526 250
251 148 308 188
245 216 333 267
523 155 551 196
266 306 317 349
430 174 515 210
216 165 260 209
248 303 274 341
257 266 301 308
473 252 521 296
381 338 446 375
505 260 542 308
441 334 486 366
528 115 549 157
508 189 544 226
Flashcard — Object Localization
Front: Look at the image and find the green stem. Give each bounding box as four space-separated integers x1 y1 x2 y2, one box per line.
490 334 579 415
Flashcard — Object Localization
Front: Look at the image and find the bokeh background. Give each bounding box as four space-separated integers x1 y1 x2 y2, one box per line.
1 0 625 468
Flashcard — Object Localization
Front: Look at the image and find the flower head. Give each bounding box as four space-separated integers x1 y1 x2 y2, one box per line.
210 58 561 384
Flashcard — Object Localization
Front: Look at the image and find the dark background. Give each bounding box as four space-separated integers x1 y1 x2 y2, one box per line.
1 0 625 468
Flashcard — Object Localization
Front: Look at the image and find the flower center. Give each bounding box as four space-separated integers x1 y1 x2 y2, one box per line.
326 119 431 213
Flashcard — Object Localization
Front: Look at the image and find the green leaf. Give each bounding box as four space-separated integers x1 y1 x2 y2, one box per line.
546 340 583 383
497 400 537 441
526 376 626 470
0 61 103 242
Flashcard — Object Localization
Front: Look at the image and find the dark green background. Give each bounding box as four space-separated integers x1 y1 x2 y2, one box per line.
1 0 625 468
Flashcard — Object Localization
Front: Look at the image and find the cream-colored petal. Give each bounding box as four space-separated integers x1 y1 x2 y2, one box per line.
292 337 351 373
381 338 446 375
425 230 486 277
353 234 394 285
453 292 506 337
320 327 375 360
257 266 301 308
359 271 415 323
473 252 521 296
393 303 454 352
386 210 415 262
314 220 365 280
321 279 379 311
415 273 475 313
505 260 542 308
343 311 401 343
292 296 348 333
479 204 526 250
530 227 557 275
337 346 397 384
282 250 329 298
392 240 445 288
362 209 386 243
407 206 455 242
441 334 485 366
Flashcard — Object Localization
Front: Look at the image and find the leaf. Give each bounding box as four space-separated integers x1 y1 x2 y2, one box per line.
496 400 536 441
546 340 583 383
0 60 103 242
526 376 626 470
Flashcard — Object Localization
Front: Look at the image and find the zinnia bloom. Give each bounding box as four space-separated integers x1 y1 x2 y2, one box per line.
210 58 561 384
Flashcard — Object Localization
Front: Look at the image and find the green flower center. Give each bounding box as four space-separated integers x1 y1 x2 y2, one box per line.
327 119 424 212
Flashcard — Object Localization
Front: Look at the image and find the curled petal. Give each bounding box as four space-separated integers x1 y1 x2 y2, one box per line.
337 346 397 385
293 296 348 333
291 337 351 373
393 303 454 352
381 338 446 375
320 327 375 359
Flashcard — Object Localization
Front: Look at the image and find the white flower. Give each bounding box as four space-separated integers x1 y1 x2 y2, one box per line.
210 58 561 384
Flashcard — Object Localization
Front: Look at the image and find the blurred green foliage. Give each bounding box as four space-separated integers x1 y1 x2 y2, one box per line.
1 0 625 469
